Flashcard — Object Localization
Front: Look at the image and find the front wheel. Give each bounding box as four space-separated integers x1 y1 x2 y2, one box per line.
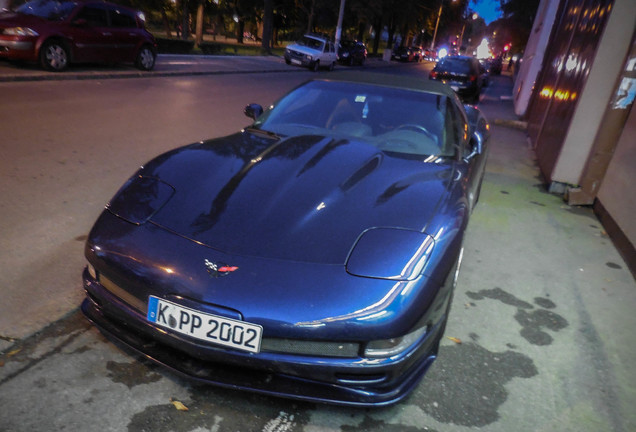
39 40 69 71
311 60 320 72
135 45 156 71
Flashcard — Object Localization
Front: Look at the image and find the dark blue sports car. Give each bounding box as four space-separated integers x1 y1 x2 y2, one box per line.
81 72 490 406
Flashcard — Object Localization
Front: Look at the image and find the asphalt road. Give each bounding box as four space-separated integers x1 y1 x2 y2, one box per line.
1 57 635 432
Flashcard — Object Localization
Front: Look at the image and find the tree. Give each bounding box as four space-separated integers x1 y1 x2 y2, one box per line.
495 0 540 53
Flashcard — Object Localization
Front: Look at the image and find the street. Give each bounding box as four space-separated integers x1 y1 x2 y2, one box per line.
1 58 635 432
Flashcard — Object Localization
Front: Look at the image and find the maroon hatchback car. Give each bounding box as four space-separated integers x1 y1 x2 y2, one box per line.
0 0 156 71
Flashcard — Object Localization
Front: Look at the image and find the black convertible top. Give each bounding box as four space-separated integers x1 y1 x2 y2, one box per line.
318 71 457 98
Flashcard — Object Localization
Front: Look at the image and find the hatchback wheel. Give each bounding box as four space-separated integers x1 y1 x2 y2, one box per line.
40 40 68 71
136 45 156 71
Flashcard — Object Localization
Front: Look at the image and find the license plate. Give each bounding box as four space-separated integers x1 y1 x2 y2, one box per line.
147 296 262 353
291 59 301 65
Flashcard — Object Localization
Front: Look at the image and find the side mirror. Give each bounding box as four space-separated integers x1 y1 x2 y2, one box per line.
465 131 483 161
244 103 263 120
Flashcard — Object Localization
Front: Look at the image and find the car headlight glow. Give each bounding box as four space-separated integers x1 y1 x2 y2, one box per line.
346 228 435 280
305 54 312 61
365 325 428 358
4 27 39 36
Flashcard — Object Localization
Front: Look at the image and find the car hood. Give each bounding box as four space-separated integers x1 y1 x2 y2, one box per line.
118 131 454 264
286 42 321 56
0 12 49 27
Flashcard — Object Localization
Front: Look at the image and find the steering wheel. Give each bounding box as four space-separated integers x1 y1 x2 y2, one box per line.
395 124 437 142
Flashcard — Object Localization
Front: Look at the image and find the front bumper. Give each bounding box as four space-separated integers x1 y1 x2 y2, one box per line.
0 38 35 59
81 267 443 406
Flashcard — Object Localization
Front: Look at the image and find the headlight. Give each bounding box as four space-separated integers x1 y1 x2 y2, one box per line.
4 27 39 36
346 228 435 280
107 175 175 225
305 54 312 61
342 52 349 57
365 325 428 358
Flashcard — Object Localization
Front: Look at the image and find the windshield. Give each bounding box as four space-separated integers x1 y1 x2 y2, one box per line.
253 80 454 157
296 36 325 50
16 0 77 20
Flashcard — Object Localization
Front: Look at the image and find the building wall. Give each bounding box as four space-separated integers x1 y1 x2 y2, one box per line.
526 0 614 187
552 0 636 185
596 104 636 271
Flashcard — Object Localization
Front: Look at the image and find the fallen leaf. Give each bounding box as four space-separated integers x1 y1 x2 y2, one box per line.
170 399 189 411
446 336 462 344
7 349 21 357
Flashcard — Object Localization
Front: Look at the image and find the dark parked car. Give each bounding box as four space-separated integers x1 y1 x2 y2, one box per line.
484 56 503 75
429 55 483 103
338 40 367 66
0 0 156 71
411 46 424 62
81 72 490 407
392 46 415 62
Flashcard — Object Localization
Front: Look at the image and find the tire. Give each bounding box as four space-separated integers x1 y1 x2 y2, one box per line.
311 60 320 72
135 45 156 71
39 40 69 71
328 61 335 71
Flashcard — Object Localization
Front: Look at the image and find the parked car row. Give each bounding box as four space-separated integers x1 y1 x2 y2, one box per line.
285 33 369 71
0 0 157 71
391 46 425 63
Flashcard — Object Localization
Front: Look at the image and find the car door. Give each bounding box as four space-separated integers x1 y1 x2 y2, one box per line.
68 4 113 62
107 6 142 62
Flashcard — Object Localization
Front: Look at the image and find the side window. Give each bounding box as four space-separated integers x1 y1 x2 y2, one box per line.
110 9 137 28
75 6 108 27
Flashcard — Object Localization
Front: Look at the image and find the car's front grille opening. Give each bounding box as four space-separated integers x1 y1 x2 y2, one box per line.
99 275 146 313
261 338 359 358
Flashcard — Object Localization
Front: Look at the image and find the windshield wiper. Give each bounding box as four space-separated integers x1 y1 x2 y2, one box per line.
244 126 282 141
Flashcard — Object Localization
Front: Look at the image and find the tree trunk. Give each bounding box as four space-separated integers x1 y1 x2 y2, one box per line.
372 16 382 55
261 0 274 53
195 2 204 45
181 0 190 40
306 0 315 34
161 9 172 37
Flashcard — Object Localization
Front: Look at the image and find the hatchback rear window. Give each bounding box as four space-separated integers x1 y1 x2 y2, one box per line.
436 58 473 74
